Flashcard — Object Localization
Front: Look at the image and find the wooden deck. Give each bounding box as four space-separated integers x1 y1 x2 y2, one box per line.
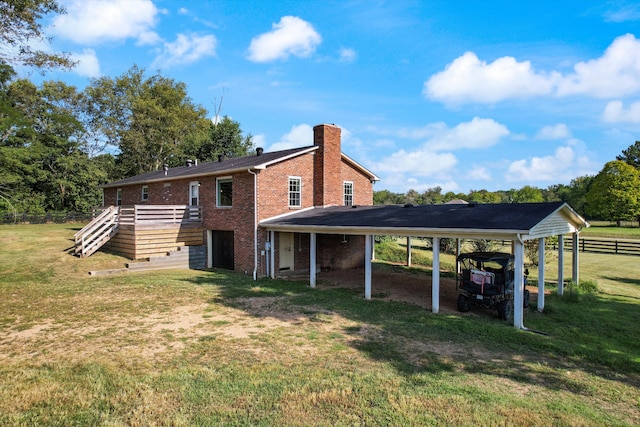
103 205 205 260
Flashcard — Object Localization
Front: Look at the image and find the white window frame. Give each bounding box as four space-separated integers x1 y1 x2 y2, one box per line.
216 176 233 207
116 188 122 206
141 185 149 201
288 176 301 208
344 181 354 206
189 181 200 206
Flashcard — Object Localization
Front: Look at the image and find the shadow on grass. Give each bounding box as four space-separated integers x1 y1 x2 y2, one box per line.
186 268 640 391
602 275 640 288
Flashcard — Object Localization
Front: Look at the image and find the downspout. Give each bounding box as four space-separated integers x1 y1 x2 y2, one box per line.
248 169 258 281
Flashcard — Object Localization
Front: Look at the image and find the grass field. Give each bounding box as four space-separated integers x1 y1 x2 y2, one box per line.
0 224 639 426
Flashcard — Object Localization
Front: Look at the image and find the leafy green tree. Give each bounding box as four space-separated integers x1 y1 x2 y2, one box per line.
616 141 640 169
85 66 209 177
468 189 501 203
183 115 254 163
512 185 544 203
585 160 640 225
0 0 74 70
373 189 403 205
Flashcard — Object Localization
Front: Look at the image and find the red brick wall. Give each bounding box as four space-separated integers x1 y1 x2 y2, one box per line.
313 124 342 206
341 160 374 206
256 152 316 220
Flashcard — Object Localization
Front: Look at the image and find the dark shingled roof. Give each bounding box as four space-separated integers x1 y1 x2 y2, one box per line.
102 146 316 188
261 202 573 233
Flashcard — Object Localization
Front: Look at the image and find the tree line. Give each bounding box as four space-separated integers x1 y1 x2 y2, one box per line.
0 63 253 214
374 143 640 226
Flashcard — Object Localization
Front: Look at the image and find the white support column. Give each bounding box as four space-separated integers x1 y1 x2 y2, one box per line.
513 238 525 329
432 237 440 314
207 230 213 269
365 234 373 300
537 237 545 312
557 234 564 296
310 232 317 288
572 232 580 285
407 236 412 266
269 231 276 279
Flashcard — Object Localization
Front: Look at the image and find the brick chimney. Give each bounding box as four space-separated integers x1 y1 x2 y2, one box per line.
313 124 342 206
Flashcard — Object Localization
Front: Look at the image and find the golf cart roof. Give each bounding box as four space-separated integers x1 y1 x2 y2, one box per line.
457 251 515 265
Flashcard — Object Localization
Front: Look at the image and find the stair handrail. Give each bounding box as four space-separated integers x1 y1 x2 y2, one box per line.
74 206 118 242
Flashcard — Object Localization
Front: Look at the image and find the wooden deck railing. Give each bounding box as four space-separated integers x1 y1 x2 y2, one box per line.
118 205 202 225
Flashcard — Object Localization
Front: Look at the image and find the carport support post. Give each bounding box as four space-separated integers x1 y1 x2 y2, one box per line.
365 234 373 300
572 232 580 285
514 238 525 329
537 237 545 312
557 234 564 296
269 231 276 279
432 237 440 314
406 236 412 266
310 232 317 288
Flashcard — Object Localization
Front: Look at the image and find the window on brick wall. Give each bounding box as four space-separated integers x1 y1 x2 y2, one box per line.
344 181 353 206
217 177 232 207
141 185 149 201
116 188 122 206
189 181 200 206
289 177 301 207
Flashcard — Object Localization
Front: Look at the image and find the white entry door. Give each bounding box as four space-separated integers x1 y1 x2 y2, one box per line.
279 233 294 270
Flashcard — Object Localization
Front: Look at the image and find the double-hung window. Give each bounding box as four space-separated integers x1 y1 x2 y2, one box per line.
189 182 199 206
217 177 232 207
116 188 122 206
141 185 149 201
344 181 353 206
289 177 301 208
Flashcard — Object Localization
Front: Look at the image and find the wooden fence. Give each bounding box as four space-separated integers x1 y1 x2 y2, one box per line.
561 237 640 256
0 211 93 224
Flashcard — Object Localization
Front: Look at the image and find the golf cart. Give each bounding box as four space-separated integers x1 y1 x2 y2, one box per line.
456 251 530 320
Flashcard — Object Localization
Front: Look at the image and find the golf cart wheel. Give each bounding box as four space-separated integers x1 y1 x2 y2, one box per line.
523 289 530 309
457 294 471 312
498 298 514 321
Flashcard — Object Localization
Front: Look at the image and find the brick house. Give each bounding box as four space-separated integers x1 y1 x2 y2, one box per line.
95 124 379 277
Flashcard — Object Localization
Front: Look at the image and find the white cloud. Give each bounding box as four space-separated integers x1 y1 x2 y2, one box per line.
268 124 314 151
53 0 160 44
424 117 509 151
603 4 640 22
506 144 594 183
136 31 162 46
535 123 571 140
71 48 100 77
247 16 321 62
151 34 217 69
425 34 640 105
372 149 458 178
339 47 357 63
602 100 640 123
468 166 491 181
424 51 557 104
557 34 640 98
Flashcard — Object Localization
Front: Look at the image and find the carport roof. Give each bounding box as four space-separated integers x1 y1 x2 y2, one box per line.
261 201 588 240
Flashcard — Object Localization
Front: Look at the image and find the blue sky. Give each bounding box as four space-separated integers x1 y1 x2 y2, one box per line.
25 0 640 193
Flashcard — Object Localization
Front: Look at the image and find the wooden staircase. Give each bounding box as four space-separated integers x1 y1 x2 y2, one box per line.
74 206 119 257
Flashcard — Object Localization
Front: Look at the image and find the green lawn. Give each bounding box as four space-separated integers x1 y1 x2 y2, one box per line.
582 222 640 239
0 224 639 426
